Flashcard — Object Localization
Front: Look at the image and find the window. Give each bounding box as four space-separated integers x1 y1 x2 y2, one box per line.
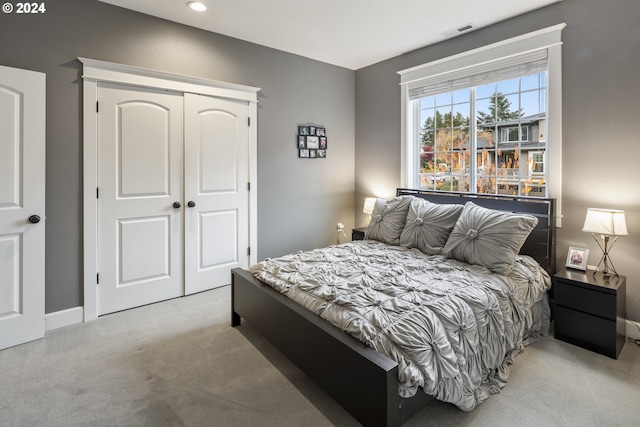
501 126 529 142
531 151 545 174
400 25 564 221
415 74 546 195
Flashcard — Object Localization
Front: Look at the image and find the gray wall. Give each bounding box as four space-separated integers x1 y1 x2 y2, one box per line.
2 0 638 323
0 0 355 313
355 0 640 320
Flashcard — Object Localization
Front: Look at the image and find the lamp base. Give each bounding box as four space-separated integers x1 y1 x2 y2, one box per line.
592 254 619 278
591 233 620 277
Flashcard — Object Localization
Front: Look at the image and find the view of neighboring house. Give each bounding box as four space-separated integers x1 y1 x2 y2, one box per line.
419 113 547 197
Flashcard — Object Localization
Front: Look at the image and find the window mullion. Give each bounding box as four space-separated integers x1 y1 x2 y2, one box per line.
518 84 523 196
412 100 421 189
470 87 477 192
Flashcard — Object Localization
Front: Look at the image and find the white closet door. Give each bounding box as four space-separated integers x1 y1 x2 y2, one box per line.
97 83 184 315
0 65 45 349
184 93 250 295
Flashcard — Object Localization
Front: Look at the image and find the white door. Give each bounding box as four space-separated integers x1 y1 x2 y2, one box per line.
0 65 45 349
97 83 184 315
184 94 250 295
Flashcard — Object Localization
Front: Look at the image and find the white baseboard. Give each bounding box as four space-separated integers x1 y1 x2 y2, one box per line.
627 319 640 340
45 306 84 332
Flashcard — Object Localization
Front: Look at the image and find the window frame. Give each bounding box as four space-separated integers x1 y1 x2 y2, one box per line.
399 24 565 225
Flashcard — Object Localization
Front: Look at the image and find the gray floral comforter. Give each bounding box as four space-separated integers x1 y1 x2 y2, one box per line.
250 240 551 410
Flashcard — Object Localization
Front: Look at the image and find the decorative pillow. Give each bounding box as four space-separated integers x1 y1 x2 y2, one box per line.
399 198 464 255
441 202 538 275
364 196 413 245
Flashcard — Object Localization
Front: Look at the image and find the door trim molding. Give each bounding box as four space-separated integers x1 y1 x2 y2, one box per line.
80 58 260 321
80 57 260 102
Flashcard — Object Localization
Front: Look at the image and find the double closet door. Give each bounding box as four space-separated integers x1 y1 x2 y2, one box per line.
97 83 249 315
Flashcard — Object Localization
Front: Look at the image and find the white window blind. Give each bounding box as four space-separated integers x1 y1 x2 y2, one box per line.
407 51 547 100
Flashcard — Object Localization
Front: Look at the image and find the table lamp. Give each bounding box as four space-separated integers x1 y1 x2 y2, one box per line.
582 208 628 277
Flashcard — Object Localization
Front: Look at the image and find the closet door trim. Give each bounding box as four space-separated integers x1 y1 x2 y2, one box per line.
81 58 259 321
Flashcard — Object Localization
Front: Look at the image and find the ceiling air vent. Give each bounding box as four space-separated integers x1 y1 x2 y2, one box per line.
440 23 476 38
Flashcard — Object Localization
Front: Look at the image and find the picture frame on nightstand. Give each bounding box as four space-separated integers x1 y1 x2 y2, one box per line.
566 246 589 271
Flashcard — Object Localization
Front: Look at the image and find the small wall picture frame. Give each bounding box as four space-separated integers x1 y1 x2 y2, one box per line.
566 246 589 271
297 125 327 159
306 135 320 149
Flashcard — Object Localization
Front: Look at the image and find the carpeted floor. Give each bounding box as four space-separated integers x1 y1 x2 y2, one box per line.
1 286 638 426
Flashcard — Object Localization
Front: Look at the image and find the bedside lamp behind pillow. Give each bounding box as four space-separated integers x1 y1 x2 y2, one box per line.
363 197 376 226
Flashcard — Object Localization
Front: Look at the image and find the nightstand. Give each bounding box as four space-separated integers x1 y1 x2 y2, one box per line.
352 227 366 241
553 269 626 359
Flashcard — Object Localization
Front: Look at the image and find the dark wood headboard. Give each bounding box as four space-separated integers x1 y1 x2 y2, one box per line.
396 188 556 274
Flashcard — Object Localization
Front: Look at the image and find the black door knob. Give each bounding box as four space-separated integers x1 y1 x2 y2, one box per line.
187 201 196 208
173 202 181 208
28 215 41 224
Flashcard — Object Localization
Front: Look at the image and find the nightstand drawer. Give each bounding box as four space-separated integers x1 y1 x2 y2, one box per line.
554 306 619 358
555 281 616 320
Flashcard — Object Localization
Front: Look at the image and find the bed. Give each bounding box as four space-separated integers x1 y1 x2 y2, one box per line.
231 189 556 426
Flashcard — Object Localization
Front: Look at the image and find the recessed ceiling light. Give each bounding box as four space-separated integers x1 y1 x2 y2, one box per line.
187 1 207 12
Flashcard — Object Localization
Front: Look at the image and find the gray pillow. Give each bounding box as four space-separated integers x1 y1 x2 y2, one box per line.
364 196 413 245
399 198 464 255
441 202 538 275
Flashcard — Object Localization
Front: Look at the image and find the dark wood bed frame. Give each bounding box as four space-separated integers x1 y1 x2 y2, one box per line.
231 189 556 426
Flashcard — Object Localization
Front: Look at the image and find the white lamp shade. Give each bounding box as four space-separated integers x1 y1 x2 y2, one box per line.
582 208 628 236
363 197 376 215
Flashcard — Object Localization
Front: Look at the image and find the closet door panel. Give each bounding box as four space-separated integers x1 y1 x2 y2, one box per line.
184 94 249 295
200 210 238 267
199 111 238 193
97 83 184 315
118 103 171 197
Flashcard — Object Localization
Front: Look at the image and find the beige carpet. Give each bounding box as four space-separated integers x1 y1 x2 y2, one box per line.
1 286 638 426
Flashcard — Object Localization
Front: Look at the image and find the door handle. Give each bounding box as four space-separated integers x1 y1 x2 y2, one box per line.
28 215 41 224
173 202 181 208
187 201 196 208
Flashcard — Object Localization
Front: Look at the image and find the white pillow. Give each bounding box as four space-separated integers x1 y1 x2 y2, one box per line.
399 198 464 255
441 202 538 275
364 196 413 245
